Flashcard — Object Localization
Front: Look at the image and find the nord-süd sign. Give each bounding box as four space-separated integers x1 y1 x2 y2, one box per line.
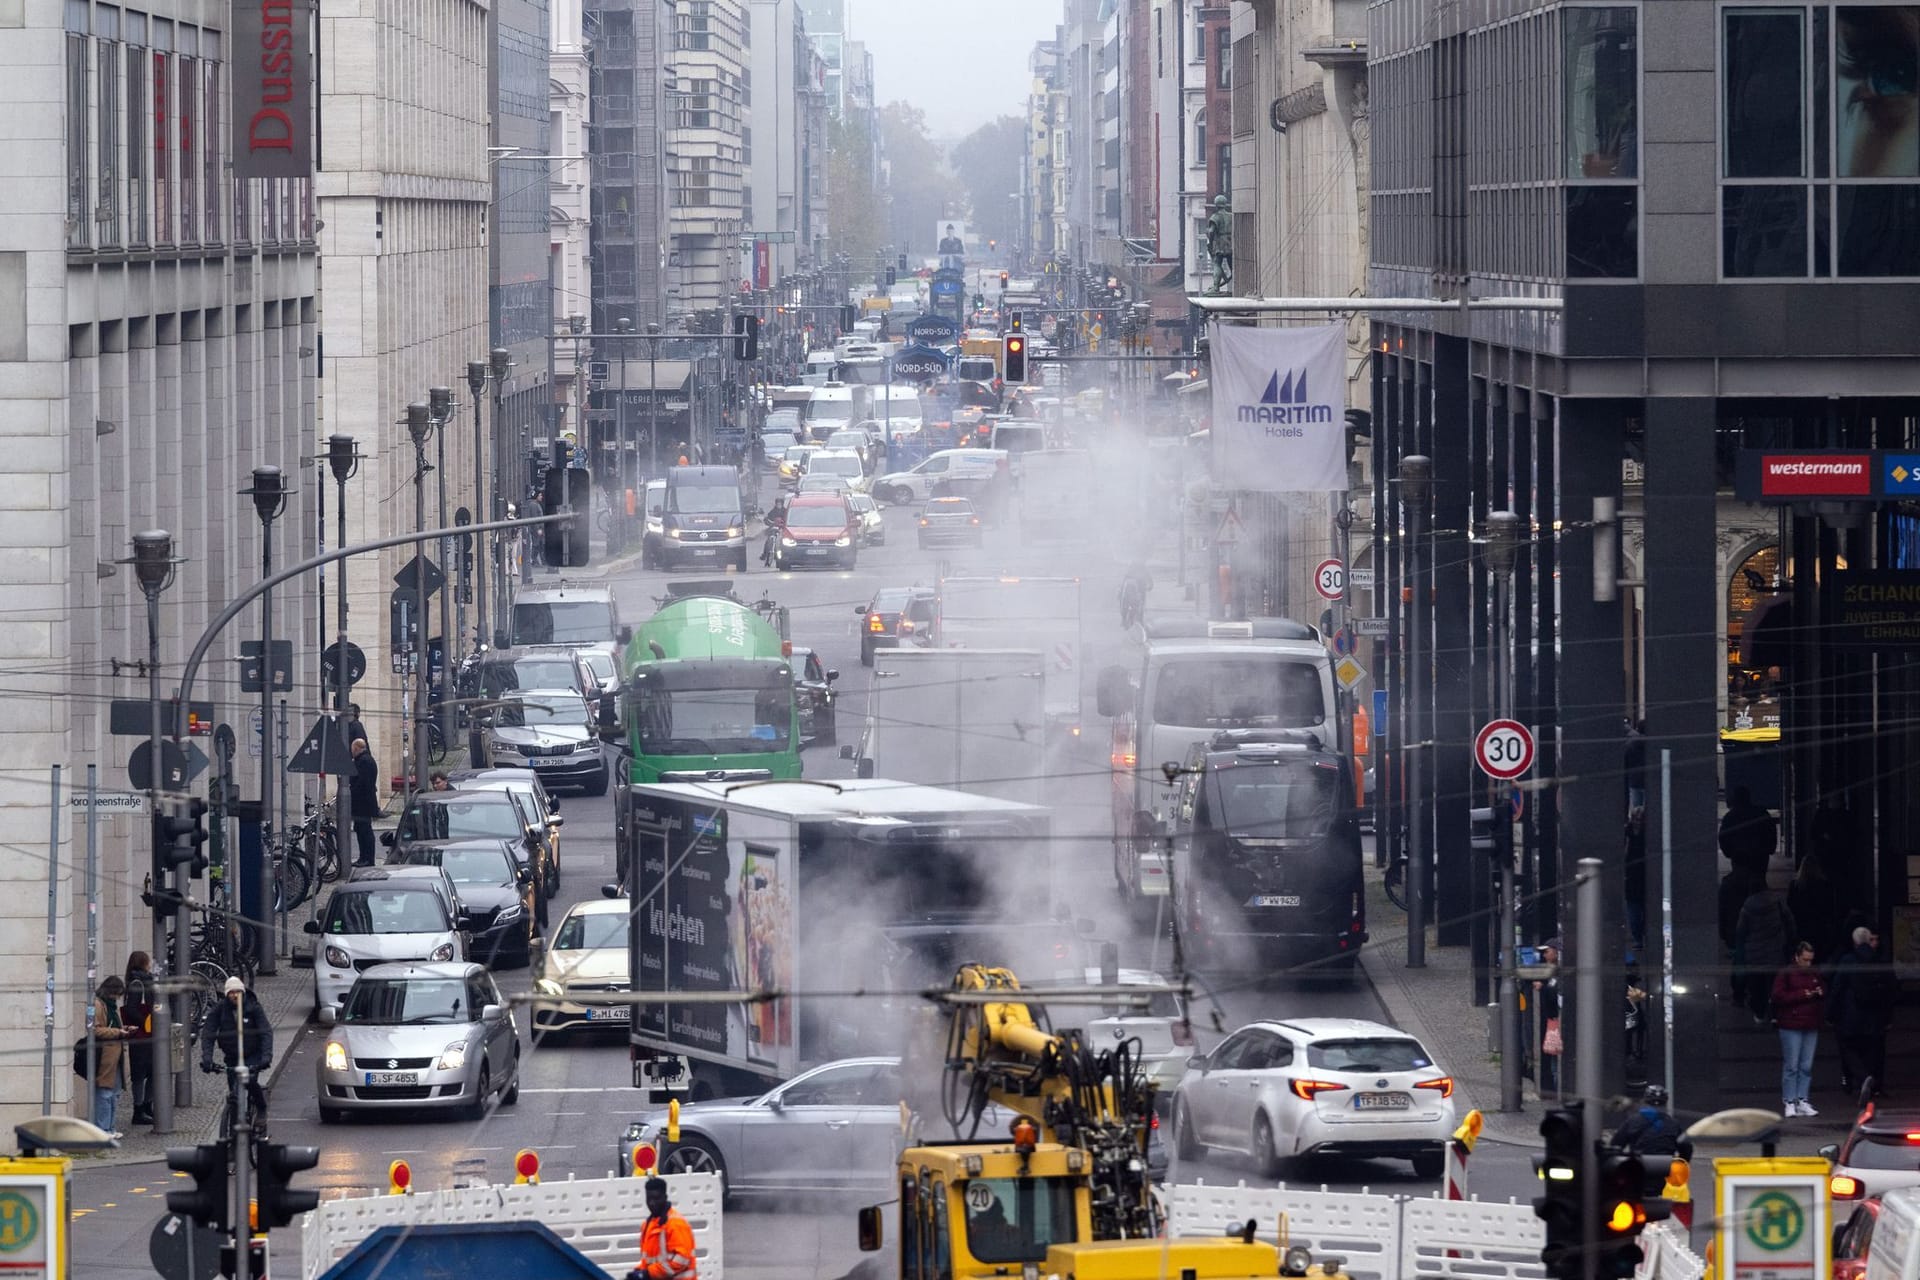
232 0 312 179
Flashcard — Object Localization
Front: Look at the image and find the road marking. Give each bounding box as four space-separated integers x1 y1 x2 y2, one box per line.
515 1087 635 1094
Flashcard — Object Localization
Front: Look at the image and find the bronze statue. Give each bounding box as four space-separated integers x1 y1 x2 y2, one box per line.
1206 195 1233 295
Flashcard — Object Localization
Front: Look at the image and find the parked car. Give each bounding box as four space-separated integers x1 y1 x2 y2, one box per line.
315 961 520 1122
1170 1017 1455 1178
443 768 565 894
790 646 839 747
386 789 556 926
388 839 538 968
1826 1105 1920 1202
304 877 466 1012
855 585 934 665
917 496 984 549
848 492 885 546
531 896 631 1040
475 689 611 795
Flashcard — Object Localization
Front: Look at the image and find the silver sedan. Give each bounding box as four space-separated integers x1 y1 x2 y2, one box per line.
316 962 521 1123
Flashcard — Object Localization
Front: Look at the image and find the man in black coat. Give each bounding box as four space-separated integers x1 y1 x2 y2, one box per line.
349 737 380 866
1828 925 1897 1096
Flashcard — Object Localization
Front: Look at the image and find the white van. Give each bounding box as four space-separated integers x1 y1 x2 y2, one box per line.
805 384 857 439
871 448 1008 506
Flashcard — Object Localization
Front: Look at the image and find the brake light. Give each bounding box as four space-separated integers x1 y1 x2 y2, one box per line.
1150 1111 1160 1130
868 615 885 633
919 518 929 526
1290 1079 1349 1101
1112 752 1137 768
1415 1077 1455 1098
1831 1173 1864 1200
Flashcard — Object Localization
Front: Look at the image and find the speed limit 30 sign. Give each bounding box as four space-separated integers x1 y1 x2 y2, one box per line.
1474 719 1536 780
1314 558 1346 601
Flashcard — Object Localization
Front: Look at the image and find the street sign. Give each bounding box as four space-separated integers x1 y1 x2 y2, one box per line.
1473 719 1536 780
109 699 215 737
905 315 960 345
287 716 354 775
393 554 445 598
320 641 367 688
890 345 950 380
1333 656 1366 689
1314 558 1347 600
1349 567 1376 591
1330 627 1356 656
68 790 147 814
1354 616 1389 638
150 1211 223 1280
238 638 294 693
246 708 264 759
1215 507 1244 546
128 739 208 792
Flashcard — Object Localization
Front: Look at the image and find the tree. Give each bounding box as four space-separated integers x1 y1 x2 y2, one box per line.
827 115 884 267
879 102 962 260
950 116 1024 252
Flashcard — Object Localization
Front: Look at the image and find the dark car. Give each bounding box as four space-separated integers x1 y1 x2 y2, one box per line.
1833 1197 1881 1280
790 646 839 747
856 586 935 666
385 789 557 928
388 839 538 968
917 496 984 549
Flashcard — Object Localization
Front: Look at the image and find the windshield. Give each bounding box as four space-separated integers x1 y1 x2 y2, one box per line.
582 652 617 684
634 681 793 755
400 798 526 842
554 910 628 950
959 1177 1079 1265
814 454 863 477
340 977 472 1024
668 484 741 516
499 694 588 727
809 399 856 424
513 600 609 646
1152 659 1326 729
510 657 579 691
1305 1037 1434 1073
787 504 847 530
324 889 449 935
1213 763 1340 839
413 845 514 886
956 358 997 382
1842 1137 1920 1171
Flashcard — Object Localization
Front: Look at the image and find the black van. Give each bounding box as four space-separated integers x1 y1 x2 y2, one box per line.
662 465 747 570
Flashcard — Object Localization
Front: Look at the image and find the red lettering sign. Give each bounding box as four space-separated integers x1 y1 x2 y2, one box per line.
1760 454 1871 497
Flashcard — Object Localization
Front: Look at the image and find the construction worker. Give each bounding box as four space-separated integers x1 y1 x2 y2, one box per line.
630 1177 697 1280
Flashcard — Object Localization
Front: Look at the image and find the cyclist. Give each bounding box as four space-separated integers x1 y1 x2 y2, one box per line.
201 975 273 1124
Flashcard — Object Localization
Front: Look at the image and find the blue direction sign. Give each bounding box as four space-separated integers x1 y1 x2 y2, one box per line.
890 345 950 381
930 276 963 298
905 315 960 345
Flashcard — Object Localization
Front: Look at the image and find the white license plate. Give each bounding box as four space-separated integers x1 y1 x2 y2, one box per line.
586 1005 631 1021
365 1071 418 1086
1249 894 1302 907
1354 1092 1411 1110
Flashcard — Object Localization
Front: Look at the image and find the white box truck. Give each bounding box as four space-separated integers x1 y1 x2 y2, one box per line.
848 648 1048 808
934 575 1085 741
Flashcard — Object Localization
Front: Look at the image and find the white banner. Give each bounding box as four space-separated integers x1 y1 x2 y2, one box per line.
1208 321 1349 491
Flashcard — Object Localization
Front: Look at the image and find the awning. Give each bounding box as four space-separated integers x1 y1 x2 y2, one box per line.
612 358 693 392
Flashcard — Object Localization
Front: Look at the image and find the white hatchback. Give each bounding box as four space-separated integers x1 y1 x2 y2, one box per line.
1170 1017 1455 1178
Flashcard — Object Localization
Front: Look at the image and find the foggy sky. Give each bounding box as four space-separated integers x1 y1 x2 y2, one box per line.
852 0 1061 140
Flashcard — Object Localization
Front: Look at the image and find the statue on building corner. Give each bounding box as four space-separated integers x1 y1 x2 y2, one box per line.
1206 195 1233 295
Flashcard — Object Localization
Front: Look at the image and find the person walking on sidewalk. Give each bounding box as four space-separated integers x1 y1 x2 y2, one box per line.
1771 941 1827 1116
121 951 156 1126
1828 926 1896 1098
88 975 130 1135
349 737 380 866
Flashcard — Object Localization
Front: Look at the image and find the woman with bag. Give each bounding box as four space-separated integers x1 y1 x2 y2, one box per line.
1771 941 1826 1116
88 975 130 1136
1536 939 1563 1097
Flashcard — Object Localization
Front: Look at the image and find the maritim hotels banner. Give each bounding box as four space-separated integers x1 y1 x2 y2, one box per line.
231 0 312 179
1207 322 1348 492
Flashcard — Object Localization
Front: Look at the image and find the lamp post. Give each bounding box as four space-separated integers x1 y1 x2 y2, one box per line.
241 466 288 976
428 386 455 743
647 322 662 480
326 435 360 858
128 529 180 1130
465 363 490 648
616 316 634 544
1399 454 1433 968
1482 509 1524 1111
405 402 433 799
488 347 521 602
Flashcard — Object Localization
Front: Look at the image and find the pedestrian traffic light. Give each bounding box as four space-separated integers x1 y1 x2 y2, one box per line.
1004 334 1027 384
734 313 760 360
256 1141 321 1228
166 1143 230 1232
1533 1107 1586 1280
158 799 210 877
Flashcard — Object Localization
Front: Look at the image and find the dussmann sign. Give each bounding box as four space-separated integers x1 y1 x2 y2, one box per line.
1734 450 1920 502
231 0 312 180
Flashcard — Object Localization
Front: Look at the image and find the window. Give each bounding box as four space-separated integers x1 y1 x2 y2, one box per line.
202 52 219 242
1155 8 1163 77
65 27 89 248
152 40 171 244
98 26 120 247
1218 141 1232 197
1563 7 1639 277
1722 7 1920 276
178 50 196 242
1194 107 1206 156
1217 24 1231 88
125 38 146 244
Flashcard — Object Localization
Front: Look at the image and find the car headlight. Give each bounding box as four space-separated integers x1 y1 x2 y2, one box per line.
324 946 352 969
496 902 524 922
436 1041 468 1071
833 536 851 547
781 536 798 547
535 978 564 996
726 526 743 538
430 943 455 961
324 1041 348 1072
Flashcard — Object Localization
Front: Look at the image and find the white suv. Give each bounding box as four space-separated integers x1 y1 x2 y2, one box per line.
872 449 1007 506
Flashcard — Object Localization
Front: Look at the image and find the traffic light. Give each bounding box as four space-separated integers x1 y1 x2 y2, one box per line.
840 303 857 331
218 1238 267 1279
1532 1107 1586 1280
256 1141 321 1228
734 313 760 360
988 239 997 251
1003 334 1027 384
158 799 210 877
885 266 897 287
166 1143 230 1232
1009 312 1023 333
541 468 593 567
999 270 1010 289
1592 1151 1674 1278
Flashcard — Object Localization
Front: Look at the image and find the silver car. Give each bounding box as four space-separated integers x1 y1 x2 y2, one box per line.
478 689 610 795
1026 968 1192 1105
315 961 520 1123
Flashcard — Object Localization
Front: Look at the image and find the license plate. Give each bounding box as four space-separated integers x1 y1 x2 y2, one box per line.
1248 894 1302 907
532 756 566 766
586 1006 631 1021
1354 1092 1411 1110
365 1071 418 1086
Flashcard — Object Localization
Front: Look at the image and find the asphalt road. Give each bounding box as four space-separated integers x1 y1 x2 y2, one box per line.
70 477 1541 1280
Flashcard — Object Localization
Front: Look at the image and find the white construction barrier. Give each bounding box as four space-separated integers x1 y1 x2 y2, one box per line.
298 1171 723 1280
1165 1180 1703 1280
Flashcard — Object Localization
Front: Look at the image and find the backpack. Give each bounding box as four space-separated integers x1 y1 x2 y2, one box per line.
71 1036 89 1078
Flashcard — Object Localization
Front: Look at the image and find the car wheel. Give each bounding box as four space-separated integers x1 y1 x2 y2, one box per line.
1252 1113 1286 1181
887 485 914 507
1172 1097 1202 1160
503 1054 521 1106
585 763 610 797
860 639 874 667
736 549 749 572
468 1064 492 1120
660 1136 728 1201
1411 1147 1444 1179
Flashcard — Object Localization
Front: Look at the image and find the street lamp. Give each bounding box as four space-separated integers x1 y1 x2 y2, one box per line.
488 347 521 598
240 465 289 977
647 322 662 480
1399 454 1433 969
428 387 455 744
465 362 490 646
616 316 634 550
326 435 361 872
126 529 184 1130
405 402 434 799
1481 508 1524 1111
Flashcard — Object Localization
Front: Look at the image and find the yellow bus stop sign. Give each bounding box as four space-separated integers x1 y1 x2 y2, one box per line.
1714 1157 1829 1280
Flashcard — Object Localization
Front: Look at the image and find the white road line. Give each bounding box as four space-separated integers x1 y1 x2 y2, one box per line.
514 1086 636 1094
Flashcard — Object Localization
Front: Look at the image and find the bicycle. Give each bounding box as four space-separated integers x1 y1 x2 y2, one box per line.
205 1061 270 1144
1383 851 1409 912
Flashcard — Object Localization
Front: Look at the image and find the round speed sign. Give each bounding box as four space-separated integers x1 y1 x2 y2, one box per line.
1474 719 1536 780
1314 558 1346 601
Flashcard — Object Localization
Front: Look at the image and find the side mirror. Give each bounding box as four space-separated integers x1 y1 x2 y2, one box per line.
1187 1053 1209 1072
318 1005 338 1026
1819 1143 1840 1162
550 814 566 828
481 1003 505 1023
839 744 855 760
857 1205 884 1253
856 757 876 780
826 670 839 682
456 910 473 930
854 604 867 614
303 920 322 935
601 883 623 899
379 830 397 846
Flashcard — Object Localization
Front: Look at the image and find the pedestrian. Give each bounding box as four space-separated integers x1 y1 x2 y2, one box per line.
1772 941 1827 1116
89 975 130 1136
349 737 380 866
200 975 272 1123
1534 939 1563 1097
429 770 451 792
345 702 369 748
1719 786 1778 878
122 951 156 1126
1733 882 1796 1022
627 1176 698 1280
1828 925 1896 1098
1611 1084 1682 1155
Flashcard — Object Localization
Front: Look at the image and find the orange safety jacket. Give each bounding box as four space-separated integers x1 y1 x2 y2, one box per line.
640 1209 698 1280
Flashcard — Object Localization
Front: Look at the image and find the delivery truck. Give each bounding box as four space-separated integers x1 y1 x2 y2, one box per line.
934 575 1085 741
621 778 1057 1097
847 648 1047 808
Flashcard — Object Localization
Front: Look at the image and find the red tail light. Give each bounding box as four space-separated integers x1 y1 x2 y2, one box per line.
1149 1111 1160 1130
867 616 885 633
1290 1079 1349 1101
1415 1077 1455 1098
1831 1174 1865 1200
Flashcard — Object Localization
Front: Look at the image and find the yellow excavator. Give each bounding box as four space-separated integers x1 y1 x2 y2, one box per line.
856 964 1349 1280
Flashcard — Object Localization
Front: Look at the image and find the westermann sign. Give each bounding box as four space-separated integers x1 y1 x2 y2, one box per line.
231 0 312 179
1208 321 1348 492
